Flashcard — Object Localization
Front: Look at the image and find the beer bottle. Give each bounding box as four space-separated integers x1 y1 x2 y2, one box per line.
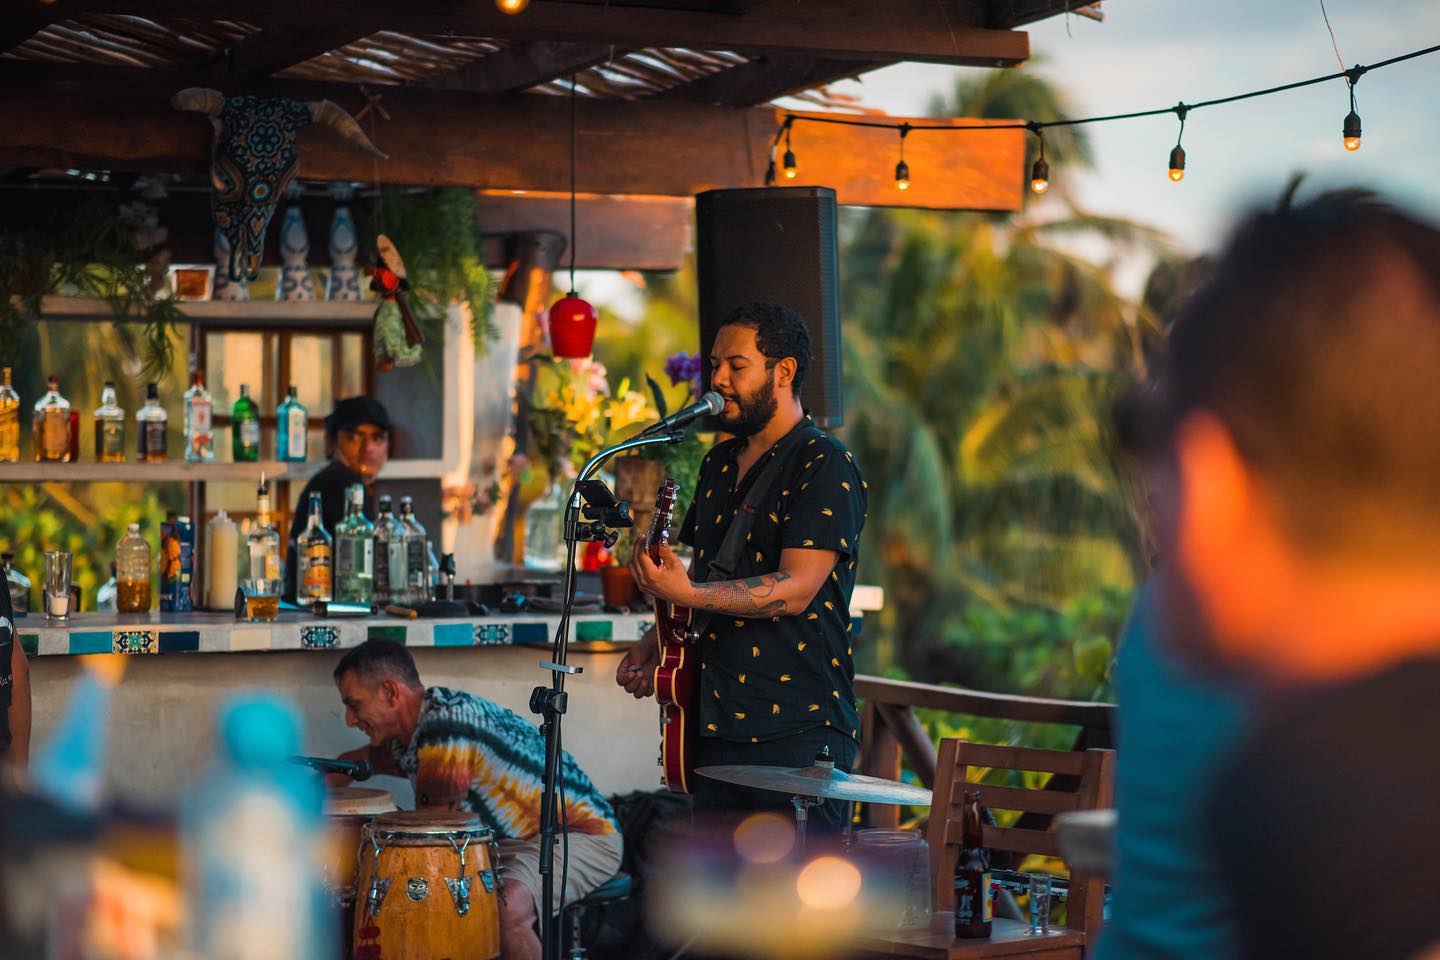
954 790 993 938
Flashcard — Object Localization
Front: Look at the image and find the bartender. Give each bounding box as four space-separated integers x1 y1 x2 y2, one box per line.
285 396 390 599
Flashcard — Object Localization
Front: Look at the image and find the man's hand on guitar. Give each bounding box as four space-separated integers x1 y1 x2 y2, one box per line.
630 542 694 606
616 631 659 699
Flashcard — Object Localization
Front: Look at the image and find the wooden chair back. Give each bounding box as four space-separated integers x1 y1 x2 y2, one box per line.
928 739 1115 939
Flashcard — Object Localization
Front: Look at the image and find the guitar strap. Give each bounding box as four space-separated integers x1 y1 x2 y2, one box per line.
687 420 825 640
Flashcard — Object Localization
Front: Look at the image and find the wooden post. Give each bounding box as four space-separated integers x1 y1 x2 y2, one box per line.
858 700 902 828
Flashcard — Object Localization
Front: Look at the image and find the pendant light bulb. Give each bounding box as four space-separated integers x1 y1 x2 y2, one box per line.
1168 144 1186 183
782 148 797 179
496 0 529 12
1343 109 1362 151
1030 156 1050 194
895 160 910 191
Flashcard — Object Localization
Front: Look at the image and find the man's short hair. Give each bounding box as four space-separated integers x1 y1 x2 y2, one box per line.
721 300 812 398
1134 189 1440 550
334 638 422 689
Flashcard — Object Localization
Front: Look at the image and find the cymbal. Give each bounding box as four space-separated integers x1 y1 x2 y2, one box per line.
696 762 933 806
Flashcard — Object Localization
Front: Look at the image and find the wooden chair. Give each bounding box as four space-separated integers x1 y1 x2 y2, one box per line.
849 738 1115 959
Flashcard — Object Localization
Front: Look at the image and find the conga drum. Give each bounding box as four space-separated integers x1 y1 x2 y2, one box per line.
324 787 398 902
352 810 501 960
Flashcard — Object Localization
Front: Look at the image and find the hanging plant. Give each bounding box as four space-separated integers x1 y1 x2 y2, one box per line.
0 195 182 379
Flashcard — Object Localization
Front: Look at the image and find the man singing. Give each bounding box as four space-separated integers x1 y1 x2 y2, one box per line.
617 300 867 829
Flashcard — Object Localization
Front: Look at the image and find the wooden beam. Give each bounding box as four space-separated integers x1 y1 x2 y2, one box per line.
432 41 617 95
47 0 1031 67
0 62 1024 211
197 23 380 79
662 56 870 106
988 0 1104 29
474 191 691 270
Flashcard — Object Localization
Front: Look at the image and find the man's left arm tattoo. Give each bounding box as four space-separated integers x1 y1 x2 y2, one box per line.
689 572 795 617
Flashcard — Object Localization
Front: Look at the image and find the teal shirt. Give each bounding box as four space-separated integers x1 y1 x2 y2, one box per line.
1095 585 1246 960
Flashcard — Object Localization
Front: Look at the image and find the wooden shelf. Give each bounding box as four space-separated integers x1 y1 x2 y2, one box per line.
32 295 375 329
0 460 326 483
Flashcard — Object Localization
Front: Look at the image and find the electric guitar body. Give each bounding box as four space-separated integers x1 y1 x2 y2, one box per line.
649 479 699 793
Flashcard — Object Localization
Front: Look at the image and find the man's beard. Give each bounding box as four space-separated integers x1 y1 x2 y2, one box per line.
712 378 779 438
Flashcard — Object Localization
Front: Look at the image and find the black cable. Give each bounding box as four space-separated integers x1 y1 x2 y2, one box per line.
568 71 578 295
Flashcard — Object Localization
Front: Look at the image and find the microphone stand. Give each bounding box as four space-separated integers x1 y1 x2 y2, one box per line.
532 427 687 960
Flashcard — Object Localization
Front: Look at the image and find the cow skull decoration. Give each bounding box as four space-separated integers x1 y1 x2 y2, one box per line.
172 89 386 281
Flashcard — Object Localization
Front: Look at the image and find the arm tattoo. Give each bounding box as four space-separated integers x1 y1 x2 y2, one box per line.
689 572 794 617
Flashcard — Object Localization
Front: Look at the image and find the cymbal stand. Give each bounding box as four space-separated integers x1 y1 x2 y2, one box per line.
790 795 823 852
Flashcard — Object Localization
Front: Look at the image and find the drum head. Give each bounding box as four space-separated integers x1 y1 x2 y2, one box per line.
326 787 398 817
370 809 488 837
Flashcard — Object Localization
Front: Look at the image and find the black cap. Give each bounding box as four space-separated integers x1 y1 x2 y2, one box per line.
325 396 391 438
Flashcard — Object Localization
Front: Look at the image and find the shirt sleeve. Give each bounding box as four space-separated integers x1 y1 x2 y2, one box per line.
779 440 866 558
412 700 485 808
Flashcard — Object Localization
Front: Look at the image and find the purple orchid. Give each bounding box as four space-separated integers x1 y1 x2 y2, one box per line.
664 351 704 398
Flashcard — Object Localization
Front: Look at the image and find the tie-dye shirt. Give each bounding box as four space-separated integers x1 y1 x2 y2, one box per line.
389 686 617 840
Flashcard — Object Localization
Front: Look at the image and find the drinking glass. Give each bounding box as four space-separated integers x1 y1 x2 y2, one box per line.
1027 873 1052 935
44 551 73 621
240 577 281 622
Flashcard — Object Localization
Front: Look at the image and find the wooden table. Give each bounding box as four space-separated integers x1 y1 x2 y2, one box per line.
848 915 1084 960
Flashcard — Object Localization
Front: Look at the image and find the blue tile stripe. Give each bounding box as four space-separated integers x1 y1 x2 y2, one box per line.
158 631 200 654
69 631 113 655
433 622 475 647
512 622 548 646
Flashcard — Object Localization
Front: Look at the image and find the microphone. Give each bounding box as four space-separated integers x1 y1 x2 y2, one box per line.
289 755 373 781
638 391 724 438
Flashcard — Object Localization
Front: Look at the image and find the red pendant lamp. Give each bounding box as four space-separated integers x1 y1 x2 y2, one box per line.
549 72 597 358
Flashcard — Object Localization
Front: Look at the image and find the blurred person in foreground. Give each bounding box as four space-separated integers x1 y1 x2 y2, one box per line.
0 574 28 780
1131 190 1440 959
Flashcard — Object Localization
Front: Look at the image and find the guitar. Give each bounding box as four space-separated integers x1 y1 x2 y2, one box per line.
648 479 698 793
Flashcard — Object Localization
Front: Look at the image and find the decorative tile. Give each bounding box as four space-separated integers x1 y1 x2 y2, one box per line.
302 625 341 649
637 618 655 638
575 620 613 643
158 631 200 654
474 623 511 646
17 633 37 657
113 630 159 654
511 622 546 646
367 625 408 645
229 627 272 651
433 622 476 647
69 631 113 655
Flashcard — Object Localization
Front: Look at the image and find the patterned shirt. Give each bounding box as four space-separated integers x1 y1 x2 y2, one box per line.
389 686 618 840
679 418 867 744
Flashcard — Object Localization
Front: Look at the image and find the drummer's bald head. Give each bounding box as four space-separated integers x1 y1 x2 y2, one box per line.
334 639 423 691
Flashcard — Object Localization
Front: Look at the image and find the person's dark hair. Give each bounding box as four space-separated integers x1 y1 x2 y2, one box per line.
334 638 422 689
720 300 812 398
1134 188 1440 547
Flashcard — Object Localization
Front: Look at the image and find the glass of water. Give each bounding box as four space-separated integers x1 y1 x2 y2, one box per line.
1027 873 1053 935
44 551 73 621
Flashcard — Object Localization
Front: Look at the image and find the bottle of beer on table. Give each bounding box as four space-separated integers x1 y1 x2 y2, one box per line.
954 789 993 939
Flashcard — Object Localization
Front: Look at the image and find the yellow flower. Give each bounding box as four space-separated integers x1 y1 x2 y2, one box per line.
603 389 657 434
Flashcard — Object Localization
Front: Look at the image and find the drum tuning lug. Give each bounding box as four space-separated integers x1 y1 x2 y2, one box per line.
446 876 473 916
479 868 496 894
367 876 393 916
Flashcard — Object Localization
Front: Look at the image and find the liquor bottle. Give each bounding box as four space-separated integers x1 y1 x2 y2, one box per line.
295 491 333 605
398 496 429 605
93 380 126 463
333 484 374 607
954 790 993 939
184 370 215 463
0 367 19 463
136 383 169 463
372 495 407 607
116 523 152 613
277 385 308 463
232 383 261 462
244 474 282 621
33 375 72 463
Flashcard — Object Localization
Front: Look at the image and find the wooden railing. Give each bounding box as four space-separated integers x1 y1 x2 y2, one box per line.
855 675 1116 828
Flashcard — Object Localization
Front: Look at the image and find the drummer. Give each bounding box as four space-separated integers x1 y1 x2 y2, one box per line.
327 639 622 960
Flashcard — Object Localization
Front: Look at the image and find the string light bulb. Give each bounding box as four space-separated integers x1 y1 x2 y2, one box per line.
1028 123 1049 194
781 118 797 179
495 0 529 12
1342 65 1366 152
894 124 910 190
1168 103 1188 183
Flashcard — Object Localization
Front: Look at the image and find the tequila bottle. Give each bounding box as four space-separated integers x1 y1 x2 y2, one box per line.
372 495 408 606
33 375 71 463
232 384 261 462
334 484 374 607
93 381 126 463
0 367 19 463
184 371 215 463
277 385 308 463
136 383 169 462
398 496 429 605
295 491 333 605
243 474 282 620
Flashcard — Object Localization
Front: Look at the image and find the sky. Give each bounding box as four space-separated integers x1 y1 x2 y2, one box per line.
578 0 1440 316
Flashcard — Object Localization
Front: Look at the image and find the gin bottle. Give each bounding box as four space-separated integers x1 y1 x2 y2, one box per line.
398 496 429 605
232 384 261 462
136 383 168 463
93 381 126 463
333 484 374 607
33 375 72 463
184 371 215 463
295 491 333 605
277 385 308 463
372 495 408 606
0 367 19 463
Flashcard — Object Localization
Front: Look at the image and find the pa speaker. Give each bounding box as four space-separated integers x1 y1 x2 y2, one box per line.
695 186 843 427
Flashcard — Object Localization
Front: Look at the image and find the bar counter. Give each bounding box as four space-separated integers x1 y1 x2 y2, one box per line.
13 609 651 657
